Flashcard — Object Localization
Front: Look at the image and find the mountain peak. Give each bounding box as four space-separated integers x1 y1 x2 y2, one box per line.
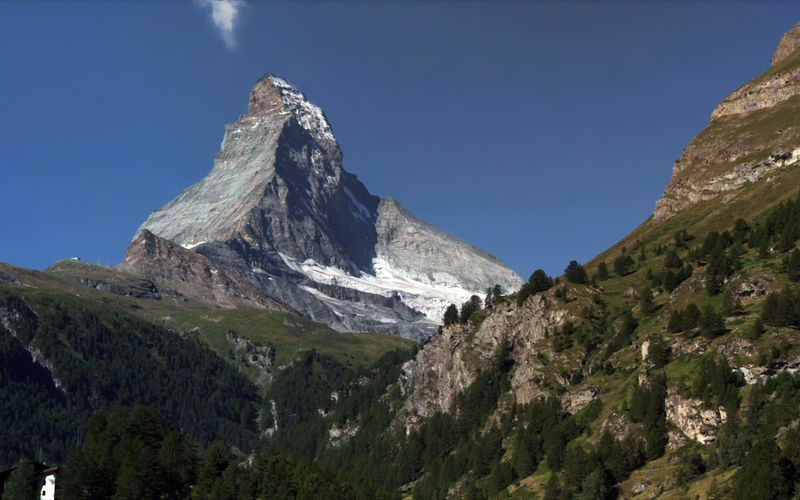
772 22 800 67
247 74 337 147
127 74 522 339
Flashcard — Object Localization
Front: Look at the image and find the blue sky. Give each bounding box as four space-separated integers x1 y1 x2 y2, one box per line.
2 1 799 277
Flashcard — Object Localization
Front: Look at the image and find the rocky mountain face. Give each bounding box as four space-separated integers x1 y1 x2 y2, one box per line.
396 291 579 434
655 22 800 222
124 76 521 339
120 229 289 312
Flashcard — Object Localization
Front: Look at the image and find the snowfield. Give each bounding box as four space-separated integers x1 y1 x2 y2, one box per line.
279 252 479 322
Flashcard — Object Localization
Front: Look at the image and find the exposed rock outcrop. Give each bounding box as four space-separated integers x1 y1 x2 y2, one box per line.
728 270 783 305
654 22 800 222
666 393 727 445
396 292 574 434
76 277 161 300
561 387 599 415
328 421 359 449
226 331 274 386
603 412 634 441
738 359 800 385
0 298 65 393
713 21 800 121
711 69 800 120
655 145 800 222
121 230 289 312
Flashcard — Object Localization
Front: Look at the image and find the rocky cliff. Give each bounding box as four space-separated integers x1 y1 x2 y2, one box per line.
120 229 289 312
125 75 522 338
396 286 587 434
655 22 800 222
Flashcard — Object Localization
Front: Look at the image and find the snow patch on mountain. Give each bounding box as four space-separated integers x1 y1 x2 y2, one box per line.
344 186 375 222
278 252 477 322
267 76 336 146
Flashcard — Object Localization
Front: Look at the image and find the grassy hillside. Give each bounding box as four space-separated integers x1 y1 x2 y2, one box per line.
254 186 800 500
1 261 412 371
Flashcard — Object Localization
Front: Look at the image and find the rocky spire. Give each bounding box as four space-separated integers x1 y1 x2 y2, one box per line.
246 75 339 154
125 74 522 339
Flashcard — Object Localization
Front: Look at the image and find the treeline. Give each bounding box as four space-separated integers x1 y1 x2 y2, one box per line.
42 406 377 500
0 288 262 468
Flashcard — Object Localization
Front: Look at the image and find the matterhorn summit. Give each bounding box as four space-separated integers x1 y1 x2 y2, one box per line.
123 75 522 339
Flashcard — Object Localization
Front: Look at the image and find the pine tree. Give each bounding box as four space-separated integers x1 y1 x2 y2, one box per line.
748 317 765 339
664 249 683 269
720 291 741 317
1 459 36 500
785 249 800 282
733 218 749 243
733 440 794 500
195 442 230 495
647 337 670 368
596 261 610 281
667 310 684 333
661 270 679 292
562 444 589 488
683 303 701 330
512 432 536 478
459 297 481 324
617 310 638 341
762 290 799 327
443 304 459 326
639 287 656 315
613 253 635 276
484 287 494 308
758 238 771 259
470 294 482 311
700 305 725 338
643 375 667 460
582 467 611 500
674 229 691 249
564 261 588 284
529 269 554 292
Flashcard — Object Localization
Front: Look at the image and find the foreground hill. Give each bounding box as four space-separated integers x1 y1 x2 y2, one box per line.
255 21 800 499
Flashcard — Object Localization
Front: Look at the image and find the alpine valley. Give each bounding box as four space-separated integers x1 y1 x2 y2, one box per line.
5 18 800 500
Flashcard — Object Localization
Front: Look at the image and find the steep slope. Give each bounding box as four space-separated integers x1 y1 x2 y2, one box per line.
120 229 290 312
654 22 800 223
261 21 800 499
0 285 263 467
126 76 522 339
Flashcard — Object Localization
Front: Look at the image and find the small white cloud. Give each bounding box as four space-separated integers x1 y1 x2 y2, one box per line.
197 0 244 49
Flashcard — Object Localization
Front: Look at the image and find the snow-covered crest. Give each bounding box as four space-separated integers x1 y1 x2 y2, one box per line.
262 75 337 146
